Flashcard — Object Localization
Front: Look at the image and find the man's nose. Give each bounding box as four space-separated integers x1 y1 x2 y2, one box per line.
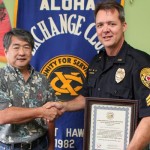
103 25 110 32
18 47 25 55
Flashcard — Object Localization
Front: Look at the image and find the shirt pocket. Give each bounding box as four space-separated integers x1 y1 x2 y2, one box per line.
106 85 131 99
87 77 97 88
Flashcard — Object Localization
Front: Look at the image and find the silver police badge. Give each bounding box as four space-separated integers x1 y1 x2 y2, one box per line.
115 68 125 83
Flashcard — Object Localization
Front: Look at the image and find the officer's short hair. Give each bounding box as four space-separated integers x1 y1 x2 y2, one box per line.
94 0 125 23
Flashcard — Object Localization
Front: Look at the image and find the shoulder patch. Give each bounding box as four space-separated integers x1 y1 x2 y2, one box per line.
146 94 150 106
140 68 150 89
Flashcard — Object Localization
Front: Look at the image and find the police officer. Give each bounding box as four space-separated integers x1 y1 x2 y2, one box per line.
51 1 150 149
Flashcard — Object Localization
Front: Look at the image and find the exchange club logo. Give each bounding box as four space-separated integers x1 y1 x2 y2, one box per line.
40 55 88 101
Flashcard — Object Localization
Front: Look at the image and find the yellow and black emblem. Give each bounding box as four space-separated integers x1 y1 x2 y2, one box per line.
40 55 88 101
140 68 150 89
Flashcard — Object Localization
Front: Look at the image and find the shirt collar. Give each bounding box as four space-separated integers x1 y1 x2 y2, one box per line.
97 41 128 64
7 64 34 74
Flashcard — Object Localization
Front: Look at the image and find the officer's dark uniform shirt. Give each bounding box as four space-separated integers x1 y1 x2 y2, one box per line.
82 41 150 118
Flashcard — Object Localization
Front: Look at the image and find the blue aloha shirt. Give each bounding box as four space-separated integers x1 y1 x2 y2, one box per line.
0 64 58 144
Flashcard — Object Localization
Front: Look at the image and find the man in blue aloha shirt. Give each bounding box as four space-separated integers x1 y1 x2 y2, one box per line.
0 28 60 150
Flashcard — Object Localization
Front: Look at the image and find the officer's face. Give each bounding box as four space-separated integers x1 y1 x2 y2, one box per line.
95 9 127 56
5 36 32 70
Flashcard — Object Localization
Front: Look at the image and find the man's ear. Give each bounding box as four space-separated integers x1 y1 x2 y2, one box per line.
123 22 127 32
4 48 8 56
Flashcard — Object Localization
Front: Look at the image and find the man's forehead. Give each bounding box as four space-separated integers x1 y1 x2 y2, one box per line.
96 9 120 22
98 9 119 16
11 36 29 45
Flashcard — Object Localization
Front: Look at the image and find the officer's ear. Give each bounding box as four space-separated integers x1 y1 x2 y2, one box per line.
122 22 127 32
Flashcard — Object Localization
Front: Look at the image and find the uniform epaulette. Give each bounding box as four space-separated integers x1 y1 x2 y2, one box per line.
127 46 150 65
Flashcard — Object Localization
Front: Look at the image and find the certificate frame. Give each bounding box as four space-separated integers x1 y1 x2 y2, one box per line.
83 97 138 150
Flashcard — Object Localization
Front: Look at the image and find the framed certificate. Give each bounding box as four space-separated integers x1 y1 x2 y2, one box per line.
83 97 138 150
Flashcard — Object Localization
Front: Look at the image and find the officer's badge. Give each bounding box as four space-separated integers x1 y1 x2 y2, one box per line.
140 68 150 89
115 68 125 83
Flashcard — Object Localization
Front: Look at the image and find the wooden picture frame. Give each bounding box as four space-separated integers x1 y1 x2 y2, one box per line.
83 97 138 150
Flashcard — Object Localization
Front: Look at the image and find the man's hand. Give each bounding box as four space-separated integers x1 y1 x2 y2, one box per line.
40 106 58 121
43 101 67 114
40 102 64 121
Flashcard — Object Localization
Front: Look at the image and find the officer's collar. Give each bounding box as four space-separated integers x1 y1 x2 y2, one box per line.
97 41 128 63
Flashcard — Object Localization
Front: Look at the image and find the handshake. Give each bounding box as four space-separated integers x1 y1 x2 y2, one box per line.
41 101 66 122
39 95 85 122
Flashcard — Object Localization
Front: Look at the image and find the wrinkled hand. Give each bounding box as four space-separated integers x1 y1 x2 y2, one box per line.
41 105 60 121
43 101 67 114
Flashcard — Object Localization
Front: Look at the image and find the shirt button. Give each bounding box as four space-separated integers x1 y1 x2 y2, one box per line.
114 90 117 94
98 88 101 91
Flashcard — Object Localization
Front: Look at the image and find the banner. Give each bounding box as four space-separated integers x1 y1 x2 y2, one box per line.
15 0 124 149
0 0 11 63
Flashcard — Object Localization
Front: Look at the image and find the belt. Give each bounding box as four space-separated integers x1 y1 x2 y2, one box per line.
14 134 47 150
0 133 47 150
14 142 32 149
